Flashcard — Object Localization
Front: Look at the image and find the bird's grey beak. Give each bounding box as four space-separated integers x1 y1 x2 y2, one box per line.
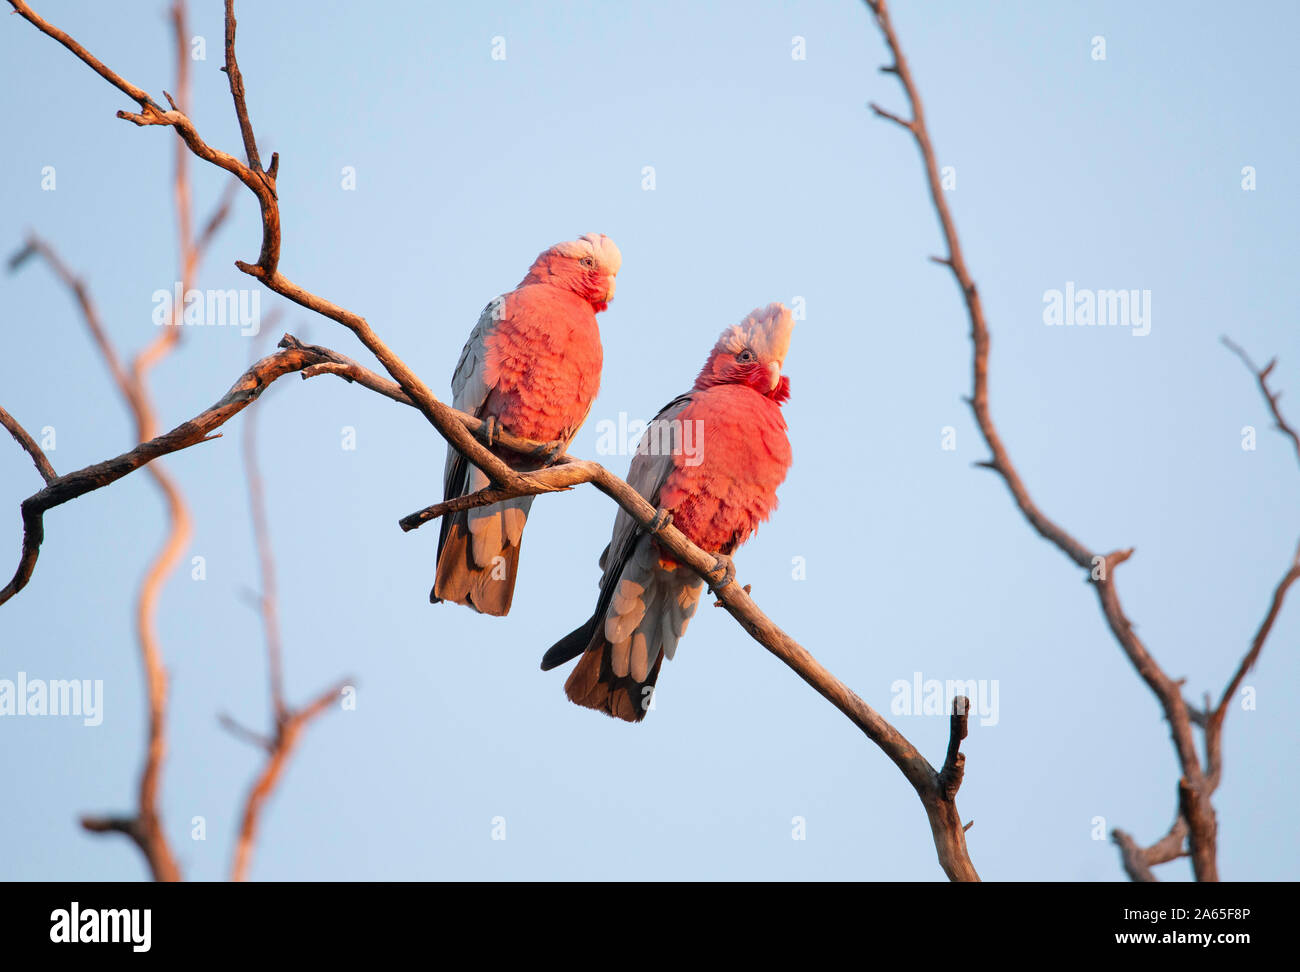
767 361 781 390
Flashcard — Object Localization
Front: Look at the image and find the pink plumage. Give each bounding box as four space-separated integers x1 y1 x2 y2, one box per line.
542 303 795 721
432 233 621 616
480 285 604 442
657 383 791 560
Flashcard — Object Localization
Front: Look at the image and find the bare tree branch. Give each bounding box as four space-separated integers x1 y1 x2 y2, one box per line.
9 234 137 409
195 177 240 258
863 0 1220 879
1202 342 1300 792
0 332 541 607
7 0 979 880
1113 808 1190 882
241 320 288 719
0 334 384 606
1223 337 1300 470
865 0 1300 883
11 1 242 881
220 0 264 174
402 444 980 878
11 229 188 879
229 680 347 882
217 713 272 752
1111 829 1158 883
0 405 56 484
229 335 346 881
938 696 970 800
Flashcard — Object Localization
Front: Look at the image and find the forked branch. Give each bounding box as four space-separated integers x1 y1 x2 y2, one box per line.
865 0 1295 882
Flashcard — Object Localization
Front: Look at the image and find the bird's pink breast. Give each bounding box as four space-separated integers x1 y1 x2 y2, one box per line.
483 285 604 443
658 384 792 555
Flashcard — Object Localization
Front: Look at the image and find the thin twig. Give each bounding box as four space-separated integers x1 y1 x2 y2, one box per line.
229 680 348 882
1222 337 1300 469
225 323 346 881
243 324 287 720
1204 341 1300 790
0 335 338 606
0 406 57 484
220 0 263 173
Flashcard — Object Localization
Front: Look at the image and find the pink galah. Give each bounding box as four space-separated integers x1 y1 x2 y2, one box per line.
432 233 622 616
542 303 795 721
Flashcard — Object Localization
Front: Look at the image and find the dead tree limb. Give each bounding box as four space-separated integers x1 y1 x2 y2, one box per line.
226 679 348 882
864 0 1296 882
224 329 347 882
865 0 1220 880
0 335 364 607
0 406 57 485
1204 343 1300 793
13 0 238 881
5 0 979 880
1105 347 1298 882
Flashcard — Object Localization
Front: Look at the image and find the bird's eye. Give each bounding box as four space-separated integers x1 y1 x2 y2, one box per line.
580 256 594 268
736 348 755 363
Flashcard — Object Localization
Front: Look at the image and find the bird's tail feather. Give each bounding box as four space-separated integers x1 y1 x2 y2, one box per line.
431 513 522 616
541 614 599 671
546 541 703 722
563 640 664 723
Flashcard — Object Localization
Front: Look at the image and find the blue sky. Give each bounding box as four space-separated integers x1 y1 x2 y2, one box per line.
1 0 1297 880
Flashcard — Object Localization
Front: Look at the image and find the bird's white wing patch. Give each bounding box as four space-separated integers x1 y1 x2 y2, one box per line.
604 535 704 678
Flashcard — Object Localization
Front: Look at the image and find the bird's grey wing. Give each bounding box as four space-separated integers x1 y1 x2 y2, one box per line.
596 394 704 680
443 296 504 491
436 297 507 576
600 394 694 573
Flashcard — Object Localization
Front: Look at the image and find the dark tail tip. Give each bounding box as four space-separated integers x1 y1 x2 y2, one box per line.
541 615 597 671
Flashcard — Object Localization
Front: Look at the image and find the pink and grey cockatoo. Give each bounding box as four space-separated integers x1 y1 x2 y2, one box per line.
432 233 622 616
541 302 795 721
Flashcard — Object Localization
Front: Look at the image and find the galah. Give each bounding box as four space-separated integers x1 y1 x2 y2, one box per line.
541 302 794 721
432 233 621 616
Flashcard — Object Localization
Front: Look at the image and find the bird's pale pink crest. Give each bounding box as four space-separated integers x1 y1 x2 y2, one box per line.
695 302 795 402
520 232 622 311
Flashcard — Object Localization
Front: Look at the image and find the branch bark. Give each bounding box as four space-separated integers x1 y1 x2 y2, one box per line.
2 333 391 605
226 680 347 882
0 406 56 485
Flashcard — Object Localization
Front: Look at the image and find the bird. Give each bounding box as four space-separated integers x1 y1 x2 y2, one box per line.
541 302 794 721
431 233 621 616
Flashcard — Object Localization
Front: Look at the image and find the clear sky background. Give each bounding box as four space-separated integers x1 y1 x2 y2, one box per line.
1 0 1297 881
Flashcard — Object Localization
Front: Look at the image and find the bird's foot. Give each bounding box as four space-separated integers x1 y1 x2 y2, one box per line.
646 507 674 535
479 415 499 448
530 438 567 466
704 554 736 592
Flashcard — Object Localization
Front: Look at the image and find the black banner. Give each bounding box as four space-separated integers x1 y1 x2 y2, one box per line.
0 880 1278 958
